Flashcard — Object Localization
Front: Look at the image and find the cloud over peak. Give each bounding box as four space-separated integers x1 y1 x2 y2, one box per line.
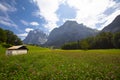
32 0 120 31
25 28 33 32
1 0 120 40
66 0 117 28
32 0 64 31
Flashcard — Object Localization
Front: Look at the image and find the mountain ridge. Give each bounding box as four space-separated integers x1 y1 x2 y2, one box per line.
102 15 120 32
45 20 99 47
23 14 120 47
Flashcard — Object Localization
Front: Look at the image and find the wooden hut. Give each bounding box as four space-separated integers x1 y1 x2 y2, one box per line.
6 45 28 55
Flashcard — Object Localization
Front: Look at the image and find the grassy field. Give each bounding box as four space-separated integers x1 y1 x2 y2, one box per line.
0 45 120 80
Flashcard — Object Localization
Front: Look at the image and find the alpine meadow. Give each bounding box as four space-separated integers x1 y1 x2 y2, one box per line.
0 45 120 79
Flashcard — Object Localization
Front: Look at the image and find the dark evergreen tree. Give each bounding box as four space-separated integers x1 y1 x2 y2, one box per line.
5 30 22 45
80 40 89 50
112 32 120 48
0 28 7 43
93 32 114 49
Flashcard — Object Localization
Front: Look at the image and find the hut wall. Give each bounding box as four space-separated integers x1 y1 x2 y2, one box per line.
6 50 27 55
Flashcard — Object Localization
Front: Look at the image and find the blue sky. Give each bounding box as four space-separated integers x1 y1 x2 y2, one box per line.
0 0 120 40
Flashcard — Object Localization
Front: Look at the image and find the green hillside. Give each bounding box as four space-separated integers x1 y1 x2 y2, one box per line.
0 45 120 80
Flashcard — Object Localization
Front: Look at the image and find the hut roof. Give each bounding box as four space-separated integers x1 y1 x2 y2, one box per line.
8 45 28 50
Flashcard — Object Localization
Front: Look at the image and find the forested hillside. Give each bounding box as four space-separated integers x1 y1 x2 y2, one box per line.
62 32 120 50
0 28 22 47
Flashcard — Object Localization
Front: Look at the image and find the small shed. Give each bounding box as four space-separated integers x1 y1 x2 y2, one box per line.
6 45 28 55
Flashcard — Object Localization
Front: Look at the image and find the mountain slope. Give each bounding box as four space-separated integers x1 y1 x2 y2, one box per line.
102 15 120 32
45 21 98 47
23 29 47 45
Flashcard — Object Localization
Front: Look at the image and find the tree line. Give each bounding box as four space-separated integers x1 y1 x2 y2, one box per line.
0 28 22 47
61 32 120 50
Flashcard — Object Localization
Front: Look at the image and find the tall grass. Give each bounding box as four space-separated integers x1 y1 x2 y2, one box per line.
0 45 120 80
0 45 6 55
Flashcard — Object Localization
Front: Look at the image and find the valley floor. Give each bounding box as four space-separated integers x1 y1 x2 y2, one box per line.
0 45 120 80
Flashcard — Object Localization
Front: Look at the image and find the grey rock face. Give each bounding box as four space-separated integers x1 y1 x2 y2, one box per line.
23 29 47 45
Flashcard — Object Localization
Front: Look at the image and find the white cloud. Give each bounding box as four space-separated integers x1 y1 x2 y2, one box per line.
0 16 18 28
0 3 16 12
17 28 34 40
20 20 29 26
0 20 17 27
17 33 28 40
30 22 39 26
0 3 8 12
0 1 17 28
32 0 120 31
32 10 41 17
32 0 64 31
99 10 120 30
25 28 33 32
17 33 28 37
20 20 39 26
65 0 118 29
62 18 76 23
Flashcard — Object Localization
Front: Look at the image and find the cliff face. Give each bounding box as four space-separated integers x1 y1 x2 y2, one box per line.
23 29 47 45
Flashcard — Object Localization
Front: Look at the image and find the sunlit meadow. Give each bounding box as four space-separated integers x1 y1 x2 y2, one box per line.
0 45 120 80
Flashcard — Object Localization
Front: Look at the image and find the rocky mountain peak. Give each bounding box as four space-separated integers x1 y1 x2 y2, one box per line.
45 20 98 47
23 29 48 45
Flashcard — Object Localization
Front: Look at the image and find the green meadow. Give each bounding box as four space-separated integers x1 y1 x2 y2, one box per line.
0 45 120 80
